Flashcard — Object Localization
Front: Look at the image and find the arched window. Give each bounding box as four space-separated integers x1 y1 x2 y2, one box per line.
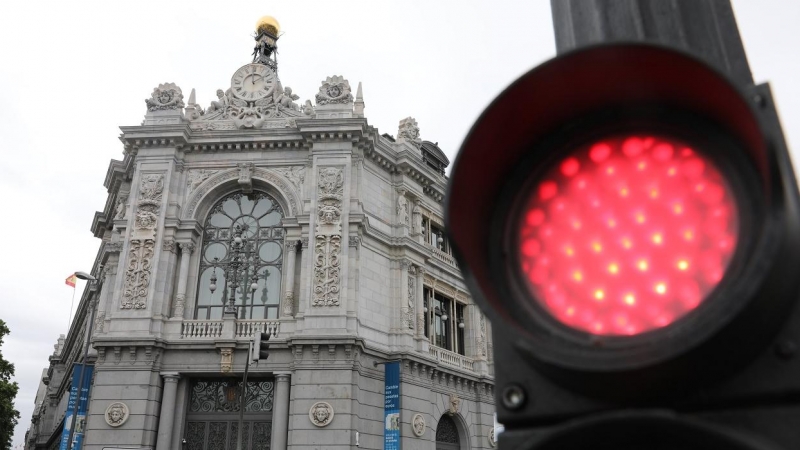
195 191 284 320
436 414 461 450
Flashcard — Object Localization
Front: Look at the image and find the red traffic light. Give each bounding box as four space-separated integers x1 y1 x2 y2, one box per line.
517 133 739 336
446 43 794 388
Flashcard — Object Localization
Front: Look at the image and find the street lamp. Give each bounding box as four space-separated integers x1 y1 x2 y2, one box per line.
66 271 98 450
209 224 260 318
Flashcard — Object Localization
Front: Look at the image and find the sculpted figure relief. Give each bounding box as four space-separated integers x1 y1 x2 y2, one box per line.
105 402 130 427
398 117 422 146
145 83 184 111
412 413 426 437
114 195 128 220
207 89 229 114
309 401 334 427
277 86 300 110
397 190 409 226
412 204 422 235
448 394 461 415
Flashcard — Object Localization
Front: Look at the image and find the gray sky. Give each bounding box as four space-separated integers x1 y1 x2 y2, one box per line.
1 1 798 446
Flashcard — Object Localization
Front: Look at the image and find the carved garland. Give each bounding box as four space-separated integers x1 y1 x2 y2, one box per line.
121 173 164 310
313 167 344 307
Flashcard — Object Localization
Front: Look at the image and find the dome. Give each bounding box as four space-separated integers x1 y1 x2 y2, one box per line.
256 16 280 36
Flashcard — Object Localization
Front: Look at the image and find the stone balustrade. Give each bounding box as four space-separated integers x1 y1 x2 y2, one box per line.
235 319 280 338
430 246 458 268
429 346 475 371
180 320 224 338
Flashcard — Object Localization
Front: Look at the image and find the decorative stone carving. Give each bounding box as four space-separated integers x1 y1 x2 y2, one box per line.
412 413 426 437
162 238 176 254
114 195 128 220
233 106 265 129
186 169 219 194
309 402 334 427
277 86 300 110
448 394 461 415
104 402 130 427
477 314 488 357
220 348 233 373
122 173 164 310
133 174 164 231
489 427 497 447
94 312 105 334
145 83 184 111
403 272 416 329
105 242 123 253
398 117 422 146
274 166 306 191
206 89 229 114
121 239 155 310
315 76 353 105
348 236 361 248
238 162 255 193
184 168 300 219
397 189 409 226
303 99 314 115
313 167 344 307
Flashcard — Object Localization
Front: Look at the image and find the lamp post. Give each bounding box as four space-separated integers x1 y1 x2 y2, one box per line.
208 225 260 450
66 270 98 450
210 224 260 319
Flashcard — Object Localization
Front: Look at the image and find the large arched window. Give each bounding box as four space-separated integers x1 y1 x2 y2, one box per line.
195 191 284 320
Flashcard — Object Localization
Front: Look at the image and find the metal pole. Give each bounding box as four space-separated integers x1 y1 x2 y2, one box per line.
236 341 252 450
66 290 98 450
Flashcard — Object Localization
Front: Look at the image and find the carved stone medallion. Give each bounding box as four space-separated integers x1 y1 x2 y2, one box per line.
411 413 426 437
104 402 130 427
489 427 497 447
309 401 334 427
145 83 184 111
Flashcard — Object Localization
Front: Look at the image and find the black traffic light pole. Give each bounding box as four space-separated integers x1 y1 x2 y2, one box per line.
550 0 753 87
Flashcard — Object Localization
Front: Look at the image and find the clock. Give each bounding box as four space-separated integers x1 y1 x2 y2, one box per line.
231 64 276 101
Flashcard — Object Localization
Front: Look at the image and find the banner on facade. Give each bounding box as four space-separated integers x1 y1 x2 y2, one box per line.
384 361 401 450
59 363 95 450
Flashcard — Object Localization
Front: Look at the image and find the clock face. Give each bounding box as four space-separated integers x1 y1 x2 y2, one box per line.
231 64 276 101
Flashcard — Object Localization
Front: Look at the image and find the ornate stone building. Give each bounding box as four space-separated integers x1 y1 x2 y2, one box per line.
24 17 495 450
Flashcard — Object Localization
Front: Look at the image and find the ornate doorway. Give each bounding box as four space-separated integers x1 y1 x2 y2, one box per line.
184 378 274 450
436 414 461 450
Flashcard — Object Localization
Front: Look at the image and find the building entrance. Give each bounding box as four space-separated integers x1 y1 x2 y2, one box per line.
184 378 274 450
436 414 461 450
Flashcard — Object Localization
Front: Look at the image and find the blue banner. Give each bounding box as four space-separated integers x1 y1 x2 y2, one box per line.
59 363 94 450
384 361 401 450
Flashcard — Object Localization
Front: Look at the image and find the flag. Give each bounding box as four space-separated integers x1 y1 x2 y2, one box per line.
65 274 77 288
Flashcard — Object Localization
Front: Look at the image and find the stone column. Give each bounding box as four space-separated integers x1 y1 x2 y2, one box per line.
155 372 180 450
282 240 298 317
271 372 291 450
173 242 195 318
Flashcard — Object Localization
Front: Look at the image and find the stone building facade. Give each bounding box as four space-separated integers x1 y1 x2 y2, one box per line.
24 21 495 450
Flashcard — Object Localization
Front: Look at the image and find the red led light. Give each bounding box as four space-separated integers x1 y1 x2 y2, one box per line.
517 134 739 336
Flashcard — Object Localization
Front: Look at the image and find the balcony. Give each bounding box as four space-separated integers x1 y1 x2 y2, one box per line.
430 246 458 269
429 346 475 371
180 319 280 339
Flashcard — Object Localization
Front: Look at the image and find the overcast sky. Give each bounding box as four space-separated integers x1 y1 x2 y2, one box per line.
1 0 798 446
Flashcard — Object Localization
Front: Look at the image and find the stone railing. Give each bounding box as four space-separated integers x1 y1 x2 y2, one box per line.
429 346 475 371
180 320 224 338
180 319 280 339
430 247 458 268
235 320 280 338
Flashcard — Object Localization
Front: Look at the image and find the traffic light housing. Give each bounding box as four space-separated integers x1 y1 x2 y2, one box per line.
446 43 800 449
252 332 271 363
